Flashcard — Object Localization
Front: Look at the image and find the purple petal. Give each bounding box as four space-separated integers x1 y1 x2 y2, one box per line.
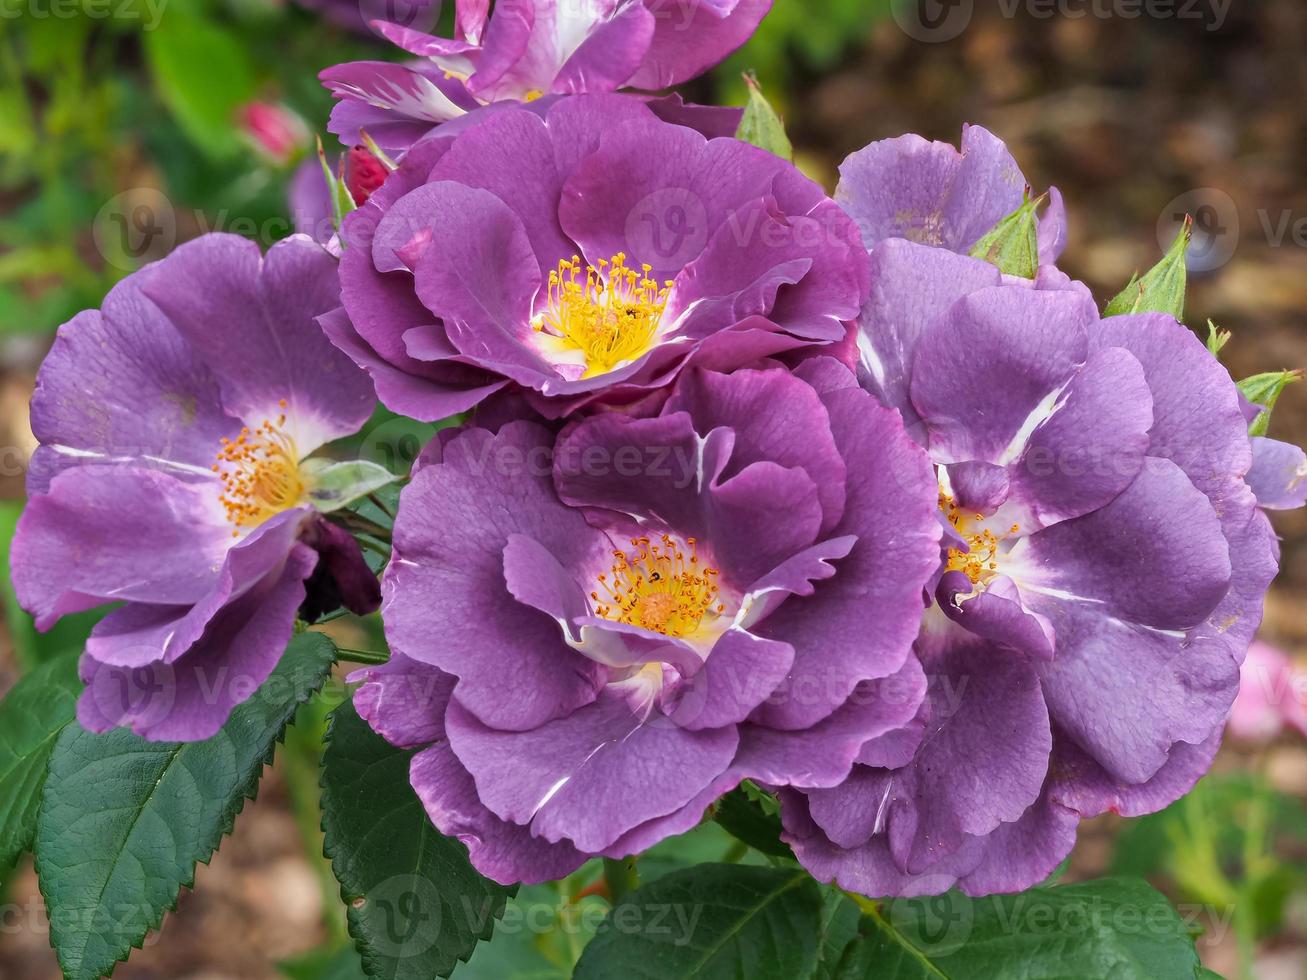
384 423 607 731
910 285 1095 465
141 234 375 453
13 467 231 628
351 654 454 750
1248 437 1307 510
78 543 316 741
628 0 772 89
836 125 1028 254
27 272 237 494
411 742 587 885
445 690 738 853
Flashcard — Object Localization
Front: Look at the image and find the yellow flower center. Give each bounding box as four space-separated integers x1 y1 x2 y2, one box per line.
213 400 304 536
941 492 1020 585
533 253 672 378
591 534 724 638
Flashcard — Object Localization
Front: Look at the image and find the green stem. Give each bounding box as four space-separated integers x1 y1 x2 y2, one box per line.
603 857 639 904
367 492 397 520
721 839 750 864
336 647 391 666
331 510 393 541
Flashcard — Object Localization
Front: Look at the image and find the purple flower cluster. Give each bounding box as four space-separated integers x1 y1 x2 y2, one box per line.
13 5 1301 901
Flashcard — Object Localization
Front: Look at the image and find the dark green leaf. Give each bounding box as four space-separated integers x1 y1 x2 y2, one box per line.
967 192 1043 278
1238 370 1301 437
1104 217 1190 320
321 697 510 979
815 888 862 980
735 74 793 161
573 864 823 980
838 878 1203 979
35 632 337 980
0 652 81 876
712 786 794 858
143 12 256 159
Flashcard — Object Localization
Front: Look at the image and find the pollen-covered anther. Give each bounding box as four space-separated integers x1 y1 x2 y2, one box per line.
591 534 724 638
940 493 1020 585
213 400 304 536
534 253 672 377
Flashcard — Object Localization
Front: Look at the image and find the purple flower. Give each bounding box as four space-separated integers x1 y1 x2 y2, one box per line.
835 124 1067 268
323 94 868 421
353 362 941 884
320 0 769 151
782 238 1279 896
12 234 386 742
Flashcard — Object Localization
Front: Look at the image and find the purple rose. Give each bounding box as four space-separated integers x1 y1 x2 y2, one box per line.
836 124 1067 268
353 363 941 884
320 0 769 151
12 234 384 742
323 94 869 421
782 238 1279 896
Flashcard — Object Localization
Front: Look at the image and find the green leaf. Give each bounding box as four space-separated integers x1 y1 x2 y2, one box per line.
735 73 793 161
712 785 794 858
320 697 510 979
302 458 399 513
815 888 862 980
35 632 337 980
573 864 823 980
1238 369 1301 437
837 878 1203 979
967 192 1044 278
143 12 256 159
1105 217 1191 320
281 944 369 980
0 652 81 877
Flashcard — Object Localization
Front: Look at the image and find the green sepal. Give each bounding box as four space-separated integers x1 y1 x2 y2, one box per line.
317 135 357 233
1105 216 1191 320
1238 369 1302 437
1206 320 1232 357
735 73 793 161
301 458 398 513
967 192 1044 279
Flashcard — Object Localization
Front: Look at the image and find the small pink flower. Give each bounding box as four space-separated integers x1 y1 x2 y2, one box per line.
239 101 310 167
1229 641 1307 743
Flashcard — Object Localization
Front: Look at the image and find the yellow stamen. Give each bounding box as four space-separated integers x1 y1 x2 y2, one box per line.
213 400 304 537
524 89 544 102
940 492 1020 585
591 534 724 638
534 253 671 378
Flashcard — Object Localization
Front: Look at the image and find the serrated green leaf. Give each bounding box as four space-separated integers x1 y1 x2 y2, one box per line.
573 864 823 980
0 652 81 877
712 786 794 859
142 12 256 159
35 632 337 980
1238 370 1301 437
321 697 510 979
836 878 1203 979
1105 217 1191 320
735 74 793 161
967 192 1043 278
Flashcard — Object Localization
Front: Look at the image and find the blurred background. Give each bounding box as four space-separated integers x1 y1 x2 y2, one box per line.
1 0 1305 977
